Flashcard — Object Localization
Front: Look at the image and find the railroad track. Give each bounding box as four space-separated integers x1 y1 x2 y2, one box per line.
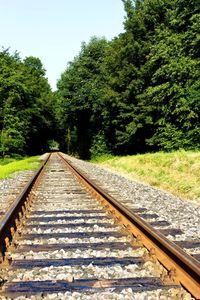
0 153 199 299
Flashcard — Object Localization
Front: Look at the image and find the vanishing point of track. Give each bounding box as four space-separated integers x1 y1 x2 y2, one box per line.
0 152 199 299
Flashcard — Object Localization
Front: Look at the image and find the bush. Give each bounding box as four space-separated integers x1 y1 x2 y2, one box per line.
89 132 111 160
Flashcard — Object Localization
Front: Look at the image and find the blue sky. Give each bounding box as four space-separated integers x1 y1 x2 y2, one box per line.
0 0 125 90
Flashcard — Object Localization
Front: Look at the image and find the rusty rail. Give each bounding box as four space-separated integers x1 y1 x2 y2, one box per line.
58 153 200 299
0 154 50 260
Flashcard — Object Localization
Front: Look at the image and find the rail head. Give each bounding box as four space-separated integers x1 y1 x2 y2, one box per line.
58 152 200 299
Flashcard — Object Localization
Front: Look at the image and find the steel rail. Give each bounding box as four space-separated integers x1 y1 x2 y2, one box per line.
0 154 51 258
58 153 200 299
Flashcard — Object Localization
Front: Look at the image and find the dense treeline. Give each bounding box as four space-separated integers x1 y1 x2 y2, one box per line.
1 0 199 158
56 0 200 159
0 49 55 156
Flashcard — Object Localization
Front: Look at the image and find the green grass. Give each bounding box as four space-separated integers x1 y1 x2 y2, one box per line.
92 150 200 202
0 157 18 165
0 156 41 179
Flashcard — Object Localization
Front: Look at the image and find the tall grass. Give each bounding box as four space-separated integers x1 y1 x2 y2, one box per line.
0 156 41 179
92 151 200 202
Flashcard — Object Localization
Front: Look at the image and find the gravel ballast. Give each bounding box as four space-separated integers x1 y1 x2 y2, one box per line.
0 153 197 299
0 170 35 216
0 154 49 217
62 154 200 245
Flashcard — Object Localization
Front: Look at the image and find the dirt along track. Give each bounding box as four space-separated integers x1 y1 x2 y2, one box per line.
0 153 199 299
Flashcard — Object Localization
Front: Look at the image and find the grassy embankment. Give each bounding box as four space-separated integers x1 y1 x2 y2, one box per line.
92 151 200 202
0 156 41 179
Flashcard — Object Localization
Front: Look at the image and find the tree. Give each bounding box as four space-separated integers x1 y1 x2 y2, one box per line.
56 37 109 158
0 49 55 156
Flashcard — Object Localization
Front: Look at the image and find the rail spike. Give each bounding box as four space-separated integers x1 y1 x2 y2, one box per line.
143 247 157 262
161 268 179 285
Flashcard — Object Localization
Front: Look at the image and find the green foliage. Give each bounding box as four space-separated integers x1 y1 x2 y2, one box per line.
0 49 55 156
56 0 200 158
89 132 111 160
55 37 110 159
54 1 200 158
2 0 199 158
0 157 18 165
47 139 60 151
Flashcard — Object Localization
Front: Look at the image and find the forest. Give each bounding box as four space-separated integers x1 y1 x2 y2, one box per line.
0 0 199 159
